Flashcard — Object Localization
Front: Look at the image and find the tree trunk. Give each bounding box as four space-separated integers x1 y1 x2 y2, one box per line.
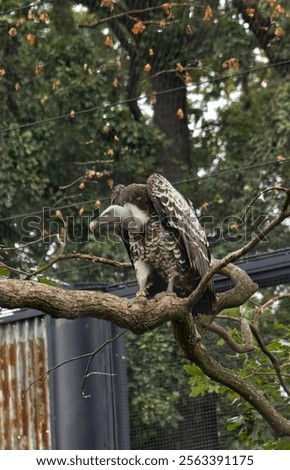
152 73 192 179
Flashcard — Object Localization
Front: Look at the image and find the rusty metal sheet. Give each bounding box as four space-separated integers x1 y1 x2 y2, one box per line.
0 316 51 449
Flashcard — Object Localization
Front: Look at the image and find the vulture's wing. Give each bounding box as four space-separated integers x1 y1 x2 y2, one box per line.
147 173 215 313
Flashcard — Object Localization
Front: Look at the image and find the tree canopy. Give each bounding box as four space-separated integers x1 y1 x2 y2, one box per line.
1 0 290 449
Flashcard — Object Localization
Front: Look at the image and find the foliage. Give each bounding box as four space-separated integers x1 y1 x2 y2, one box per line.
1 0 290 450
125 326 186 448
186 295 290 448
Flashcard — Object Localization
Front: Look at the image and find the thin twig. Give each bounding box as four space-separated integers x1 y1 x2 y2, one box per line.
0 233 60 252
254 294 290 326
72 160 114 165
250 324 290 397
22 330 127 404
22 351 96 404
59 177 84 190
25 253 131 279
186 187 290 311
78 3 191 29
0 262 28 277
238 186 289 226
208 318 255 353
81 329 127 398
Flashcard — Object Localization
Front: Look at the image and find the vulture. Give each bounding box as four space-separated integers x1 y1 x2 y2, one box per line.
90 173 215 315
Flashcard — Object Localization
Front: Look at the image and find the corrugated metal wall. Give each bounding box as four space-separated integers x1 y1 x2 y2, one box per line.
0 315 51 450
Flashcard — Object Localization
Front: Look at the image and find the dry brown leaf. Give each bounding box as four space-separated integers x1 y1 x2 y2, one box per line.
26 33 36 45
52 80 61 90
107 179 114 189
35 64 44 74
201 202 209 212
8 28 17 37
39 12 49 22
272 4 285 15
104 36 114 47
203 5 213 21
274 27 283 37
245 6 255 17
176 62 184 72
222 57 239 69
144 63 152 73
16 18 25 27
101 0 115 8
176 108 184 119
131 21 146 35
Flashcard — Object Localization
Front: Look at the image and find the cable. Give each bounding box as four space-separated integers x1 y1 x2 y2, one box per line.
48 247 290 278
174 158 290 187
0 157 289 223
0 0 50 16
0 195 111 223
1 59 290 136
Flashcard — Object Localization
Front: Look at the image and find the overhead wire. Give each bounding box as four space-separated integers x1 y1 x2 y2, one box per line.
1 1 289 222
0 157 289 223
0 0 51 16
1 59 290 136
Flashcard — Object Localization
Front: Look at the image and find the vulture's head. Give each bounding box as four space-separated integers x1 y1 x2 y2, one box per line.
89 204 142 233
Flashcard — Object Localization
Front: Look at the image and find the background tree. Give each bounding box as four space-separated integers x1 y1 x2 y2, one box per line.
1 0 290 449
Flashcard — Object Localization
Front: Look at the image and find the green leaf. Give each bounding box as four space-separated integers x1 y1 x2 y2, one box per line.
0 266 10 277
38 277 58 287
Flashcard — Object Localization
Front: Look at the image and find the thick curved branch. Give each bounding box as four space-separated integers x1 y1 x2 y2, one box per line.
0 260 257 336
0 278 188 334
177 338 290 437
208 317 255 353
215 263 258 312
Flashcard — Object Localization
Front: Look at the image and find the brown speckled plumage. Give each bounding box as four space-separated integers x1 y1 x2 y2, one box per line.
110 174 216 315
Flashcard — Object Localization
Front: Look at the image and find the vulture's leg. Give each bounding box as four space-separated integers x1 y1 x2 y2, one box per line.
134 260 152 297
166 277 175 293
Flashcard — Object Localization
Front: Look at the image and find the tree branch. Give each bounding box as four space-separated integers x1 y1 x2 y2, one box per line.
0 278 188 334
250 324 290 398
208 317 255 353
254 293 290 326
186 188 290 312
77 3 191 29
25 253 131 279
215 263 258 313
178 339 290 437
23 329 126 402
